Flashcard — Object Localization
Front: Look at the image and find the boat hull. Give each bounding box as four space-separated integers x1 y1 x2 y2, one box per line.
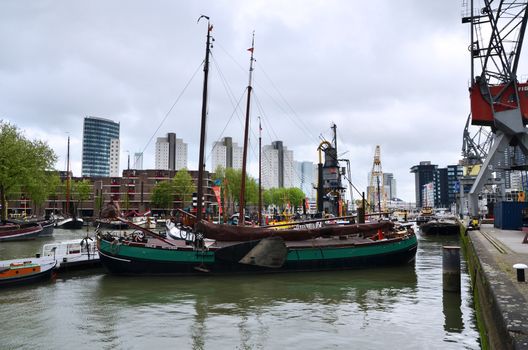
56 218 84 230
420 221 460 235
0 224 43 242
39 220 55 236
0 261 55 288
98 235 418 275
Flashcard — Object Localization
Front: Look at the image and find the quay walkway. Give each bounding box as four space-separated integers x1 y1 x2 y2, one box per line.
463 223 528 349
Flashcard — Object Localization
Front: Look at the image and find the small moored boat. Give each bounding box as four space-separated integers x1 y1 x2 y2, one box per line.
0 237 100 276
7 218 55 237
0 260 56 288
55 217 84 230
420 218 461 235
0 222 43 242
39 237 100 271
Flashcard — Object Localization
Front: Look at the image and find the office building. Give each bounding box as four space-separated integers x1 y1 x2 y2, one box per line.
410 161 438 208
411 161 463 209
82 116 120 177
383 173 397 200
446 165 463 207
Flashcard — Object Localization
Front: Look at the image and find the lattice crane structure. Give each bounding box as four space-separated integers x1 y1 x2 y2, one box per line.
462 0 528 216
459 113 495 214
367 145 385 213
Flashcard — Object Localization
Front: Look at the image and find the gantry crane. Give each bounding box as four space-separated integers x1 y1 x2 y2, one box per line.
462 0 528 216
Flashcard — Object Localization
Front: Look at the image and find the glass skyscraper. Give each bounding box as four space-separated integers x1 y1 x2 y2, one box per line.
82 116 120 177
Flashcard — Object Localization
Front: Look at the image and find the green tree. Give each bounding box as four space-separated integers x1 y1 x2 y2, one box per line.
173 168 195 209
26 172 61 216
26 178 48 216
262 189 271 206
222 168 258 215
71 179 92 217
0 121 57 221
46 172 62 213
265 188 287 208
95 191 104 218
151 180 173 215
244 176 259 206
225 167 241 212
263 187 305 212
286 187 306 211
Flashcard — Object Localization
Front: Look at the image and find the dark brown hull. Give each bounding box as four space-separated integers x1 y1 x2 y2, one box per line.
195 220 394 242
420 220 460 235
0 224 43 242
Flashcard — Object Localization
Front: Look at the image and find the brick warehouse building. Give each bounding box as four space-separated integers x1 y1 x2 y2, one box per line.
6 169 215 220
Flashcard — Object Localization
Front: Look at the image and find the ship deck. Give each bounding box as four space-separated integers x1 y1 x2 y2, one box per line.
136 233 407 251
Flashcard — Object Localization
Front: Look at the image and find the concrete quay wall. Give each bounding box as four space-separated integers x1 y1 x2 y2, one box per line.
461 224 528 349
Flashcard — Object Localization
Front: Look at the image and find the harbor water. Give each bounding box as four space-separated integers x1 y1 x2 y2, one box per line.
0 227 480 349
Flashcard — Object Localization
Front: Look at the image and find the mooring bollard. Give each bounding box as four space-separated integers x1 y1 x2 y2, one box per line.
443 246 461 292
513 263 528 282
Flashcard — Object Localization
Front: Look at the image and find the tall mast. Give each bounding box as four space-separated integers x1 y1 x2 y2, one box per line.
258 116 262 225
238 32 255 226
66 136 70 216
196 16 212 223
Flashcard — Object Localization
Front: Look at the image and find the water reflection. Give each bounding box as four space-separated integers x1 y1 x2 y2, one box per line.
417 227 477 347
93 266 418 308
89 267 418 349
0 228 480 349
443 289 463 332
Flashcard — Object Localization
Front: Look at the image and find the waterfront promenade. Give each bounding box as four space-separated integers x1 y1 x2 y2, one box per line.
464 224 528 349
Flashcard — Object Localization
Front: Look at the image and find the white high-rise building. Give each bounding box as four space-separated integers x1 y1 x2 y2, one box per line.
262 146 279 189
211 137 243 171
109 138 120 177
133 152 143 170
283 149 295 188
262 141 295 189
155 133 187 170
155 138 169 170
175 140 187 170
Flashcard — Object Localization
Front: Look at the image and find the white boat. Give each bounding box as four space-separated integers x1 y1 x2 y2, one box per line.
55 217 84 230
40 238 99 270
0 237 100 272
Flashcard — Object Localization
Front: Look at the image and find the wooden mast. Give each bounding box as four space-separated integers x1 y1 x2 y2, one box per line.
66 135 70 216
258 116 262 225
238 32 255 226
195 16 212 223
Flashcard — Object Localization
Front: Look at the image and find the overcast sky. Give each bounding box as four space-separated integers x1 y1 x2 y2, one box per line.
1 1 497 202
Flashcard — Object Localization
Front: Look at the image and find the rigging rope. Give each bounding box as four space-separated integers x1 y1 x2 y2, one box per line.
136 60 204 159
